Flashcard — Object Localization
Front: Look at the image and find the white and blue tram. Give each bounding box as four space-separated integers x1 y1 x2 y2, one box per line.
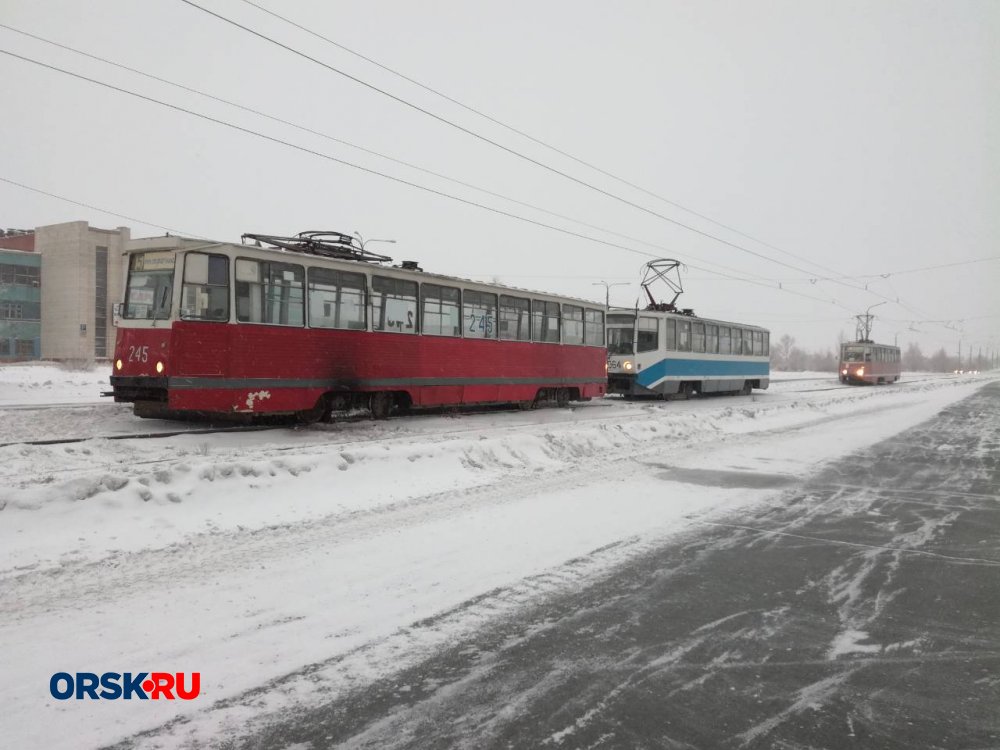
605 308 770 398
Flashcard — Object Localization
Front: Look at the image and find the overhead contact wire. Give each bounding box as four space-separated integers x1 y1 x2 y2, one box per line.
177 0 884 292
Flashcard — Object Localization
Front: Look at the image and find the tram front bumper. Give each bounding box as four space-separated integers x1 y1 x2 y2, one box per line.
608 373 657 397
110 375 168 403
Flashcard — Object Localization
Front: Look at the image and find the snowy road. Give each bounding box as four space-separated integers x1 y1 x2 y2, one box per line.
243 382 1000 750
0 370 996 749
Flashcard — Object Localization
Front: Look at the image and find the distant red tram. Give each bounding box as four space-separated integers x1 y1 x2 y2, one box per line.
839 340 901 385
110 232 607 420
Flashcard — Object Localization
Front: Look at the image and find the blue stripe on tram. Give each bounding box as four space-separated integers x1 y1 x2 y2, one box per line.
637 357 769 387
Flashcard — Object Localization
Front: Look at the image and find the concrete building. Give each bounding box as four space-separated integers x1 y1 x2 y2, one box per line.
35 221 130 361
128 234 207 254
0 246 42 360
0 229 36 253
2 223 213 363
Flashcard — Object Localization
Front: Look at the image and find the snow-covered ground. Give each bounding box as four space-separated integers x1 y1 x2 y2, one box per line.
0 364 996 749
0 361 110 406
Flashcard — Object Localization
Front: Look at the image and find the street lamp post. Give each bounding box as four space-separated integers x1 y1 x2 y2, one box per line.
856 301 886 341
354 232 396 255
592 281 628 310
865 301 887 317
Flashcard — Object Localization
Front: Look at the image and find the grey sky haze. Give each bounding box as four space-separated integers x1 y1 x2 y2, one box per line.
2 0 997 355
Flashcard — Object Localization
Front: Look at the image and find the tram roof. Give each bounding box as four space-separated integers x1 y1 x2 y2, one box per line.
606 305 769 332
126 235 607 308
843 340 900 349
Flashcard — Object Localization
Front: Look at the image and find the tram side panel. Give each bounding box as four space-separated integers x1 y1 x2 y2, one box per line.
155 323 606 413
606 311 770 398
839 342 901 385
633 353 769 396
117 314 607 416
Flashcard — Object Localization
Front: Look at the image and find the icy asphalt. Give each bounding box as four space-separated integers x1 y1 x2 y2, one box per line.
232 382 1000 750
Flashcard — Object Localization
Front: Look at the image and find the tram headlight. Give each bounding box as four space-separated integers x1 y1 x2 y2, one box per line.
841 368 847 375
857 367 864 376
623 360 633 371
155 361 164 374
115 359 123 371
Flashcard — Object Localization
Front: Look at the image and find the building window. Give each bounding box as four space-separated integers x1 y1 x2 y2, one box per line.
0 302 23 319
0 264 40 287
16 339 35 357
95 246 108 357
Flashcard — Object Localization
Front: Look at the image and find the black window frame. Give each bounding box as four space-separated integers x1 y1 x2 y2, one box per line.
584 308 604 346
420 282 462 337
562 304 584 345
637 316 659 352
306 266 368 331
181 252 231 322
372 275 418 334
531 300 560 343
463 289 498 339
499 294 531 341
235 257 305 327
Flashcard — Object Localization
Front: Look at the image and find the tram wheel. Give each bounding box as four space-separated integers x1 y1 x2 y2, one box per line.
555 388 570 408
369 392 393 420
296 396 328 425
740 380 752 396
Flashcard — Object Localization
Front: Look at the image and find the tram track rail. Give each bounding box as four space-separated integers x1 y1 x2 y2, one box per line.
0 401 125 412
2 376 987 478
0 404 644 482
0 423 282 449
775 376 958 394
0 398 623 451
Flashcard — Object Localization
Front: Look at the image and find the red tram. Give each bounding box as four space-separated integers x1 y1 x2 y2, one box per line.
839 340 901 385
110 232 607 420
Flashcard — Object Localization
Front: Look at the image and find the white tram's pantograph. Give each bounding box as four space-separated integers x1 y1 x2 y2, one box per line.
605 260 770 399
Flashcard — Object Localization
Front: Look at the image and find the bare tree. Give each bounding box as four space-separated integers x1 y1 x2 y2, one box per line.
772 334 795 369
808 349 837 371
928 347 953 372
787 346 808 371
902 342 925 371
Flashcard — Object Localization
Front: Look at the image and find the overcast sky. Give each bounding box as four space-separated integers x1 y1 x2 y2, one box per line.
2 0 997 355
